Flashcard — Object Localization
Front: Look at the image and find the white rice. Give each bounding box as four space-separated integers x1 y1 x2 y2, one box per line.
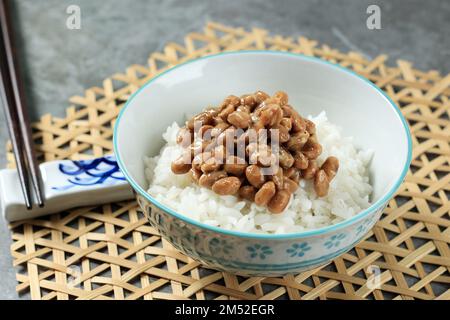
145 112 373 234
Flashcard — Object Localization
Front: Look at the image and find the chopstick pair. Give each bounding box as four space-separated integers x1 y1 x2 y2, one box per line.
0 0 44 209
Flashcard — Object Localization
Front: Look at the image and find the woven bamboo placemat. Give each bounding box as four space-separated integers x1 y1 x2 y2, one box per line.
7 22 450 300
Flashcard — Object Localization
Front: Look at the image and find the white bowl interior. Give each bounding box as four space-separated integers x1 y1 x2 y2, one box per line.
115 52 410 206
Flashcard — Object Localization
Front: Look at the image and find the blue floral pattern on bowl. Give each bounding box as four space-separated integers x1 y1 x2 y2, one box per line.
137 194 385 276
209 238 234 256
286 242 311 257
324 233 346 249
247 244 273 259
356 217 373 237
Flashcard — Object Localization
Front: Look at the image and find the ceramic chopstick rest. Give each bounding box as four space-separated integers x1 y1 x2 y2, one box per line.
0 155 134 222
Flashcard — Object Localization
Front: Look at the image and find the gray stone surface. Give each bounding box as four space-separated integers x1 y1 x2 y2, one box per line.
0 0 448 299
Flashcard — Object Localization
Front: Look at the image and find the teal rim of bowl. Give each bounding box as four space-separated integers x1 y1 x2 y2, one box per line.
113 50 413 240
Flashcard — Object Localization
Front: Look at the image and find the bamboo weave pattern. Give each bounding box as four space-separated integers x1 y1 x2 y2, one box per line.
7 22 450 300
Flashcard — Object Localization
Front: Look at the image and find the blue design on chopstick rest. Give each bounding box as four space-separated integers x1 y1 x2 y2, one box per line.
52 156 125 191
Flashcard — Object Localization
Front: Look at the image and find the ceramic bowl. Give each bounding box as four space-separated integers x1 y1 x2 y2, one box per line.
113 51 412 276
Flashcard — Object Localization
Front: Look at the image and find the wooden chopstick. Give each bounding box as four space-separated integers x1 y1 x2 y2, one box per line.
0 0 44 208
